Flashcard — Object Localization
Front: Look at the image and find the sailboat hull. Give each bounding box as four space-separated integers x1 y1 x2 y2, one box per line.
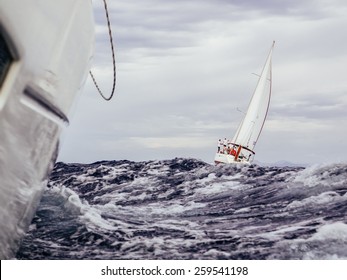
214 153 251 165
0 0 94 259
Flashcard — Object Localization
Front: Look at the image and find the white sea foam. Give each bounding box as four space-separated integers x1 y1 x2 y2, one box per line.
51 185 123 232
309 222 347 241
293 163 347 187
286 191 345 209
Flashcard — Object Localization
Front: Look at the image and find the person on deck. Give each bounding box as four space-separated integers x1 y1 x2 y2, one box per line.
223 138 227 147
230 146 237 156
217 139 222 153
223 138 228 153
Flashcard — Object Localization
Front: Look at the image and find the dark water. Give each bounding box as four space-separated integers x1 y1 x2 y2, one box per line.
16 158 347 259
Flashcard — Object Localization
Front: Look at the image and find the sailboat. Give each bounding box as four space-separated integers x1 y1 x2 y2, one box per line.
0 0 94 259
214 41 275 165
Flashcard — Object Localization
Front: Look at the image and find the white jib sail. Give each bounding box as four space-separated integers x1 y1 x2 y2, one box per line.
232 41 275 153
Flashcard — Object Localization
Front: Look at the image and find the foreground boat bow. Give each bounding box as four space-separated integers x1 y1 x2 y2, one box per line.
0 0 94 259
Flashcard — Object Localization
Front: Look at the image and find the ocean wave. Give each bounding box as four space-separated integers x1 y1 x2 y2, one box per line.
16 158 347 259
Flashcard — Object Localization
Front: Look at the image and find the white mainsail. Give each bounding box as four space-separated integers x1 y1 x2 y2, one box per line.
215 41 275 164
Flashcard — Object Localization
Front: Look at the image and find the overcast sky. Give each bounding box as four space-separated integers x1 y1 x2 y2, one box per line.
58 0 347 165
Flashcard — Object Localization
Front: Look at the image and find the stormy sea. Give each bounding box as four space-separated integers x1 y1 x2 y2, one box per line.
16 158 347 260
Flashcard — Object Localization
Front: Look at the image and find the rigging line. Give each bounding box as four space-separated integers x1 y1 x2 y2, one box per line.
89 0 116 101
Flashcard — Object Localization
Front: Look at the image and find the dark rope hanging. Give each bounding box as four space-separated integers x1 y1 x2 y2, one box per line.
89 0 116 101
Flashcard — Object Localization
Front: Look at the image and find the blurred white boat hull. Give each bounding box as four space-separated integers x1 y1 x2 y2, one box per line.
0 0 94 259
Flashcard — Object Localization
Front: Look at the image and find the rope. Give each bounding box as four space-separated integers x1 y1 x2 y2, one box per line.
89 0 116 101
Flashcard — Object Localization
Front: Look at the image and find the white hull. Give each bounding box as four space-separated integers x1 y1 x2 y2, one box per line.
214 153 251 165
0 0 94 259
